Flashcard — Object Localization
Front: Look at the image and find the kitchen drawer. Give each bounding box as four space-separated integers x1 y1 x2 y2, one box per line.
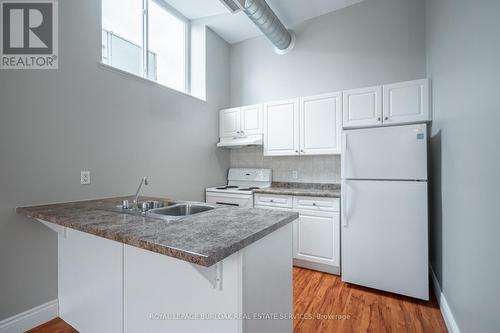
293 196 340 212
254 206 293 212
254 194 293 209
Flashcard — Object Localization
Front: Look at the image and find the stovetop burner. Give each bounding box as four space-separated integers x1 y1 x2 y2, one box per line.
238 187 261 191
216 186 239 190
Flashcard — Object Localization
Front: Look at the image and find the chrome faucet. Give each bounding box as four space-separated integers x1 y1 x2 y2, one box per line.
133 177 148 208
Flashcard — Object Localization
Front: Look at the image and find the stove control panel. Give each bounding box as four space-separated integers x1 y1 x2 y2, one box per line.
227 168 272 182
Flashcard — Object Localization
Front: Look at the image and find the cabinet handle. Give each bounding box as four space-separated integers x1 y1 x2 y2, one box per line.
377 117 381 121
216 202 239 207
270 199 274 203
301 150 304 153
384 116 389 120
295 150 299 153
312 202 316 206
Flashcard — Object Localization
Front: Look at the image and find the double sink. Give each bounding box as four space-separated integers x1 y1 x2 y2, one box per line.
112 201 217 221
148 203 215 219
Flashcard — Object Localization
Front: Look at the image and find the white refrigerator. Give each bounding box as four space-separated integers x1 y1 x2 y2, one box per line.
341 123 429 300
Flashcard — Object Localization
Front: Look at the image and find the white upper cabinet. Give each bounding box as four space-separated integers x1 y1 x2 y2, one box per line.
221 79 431 149
342 79 431 129
219 105 262 139
219 107 241 138
264 98 300 156
241 104 263 136
300 92 342 155
342 86 383 129
263 94 342 157
383 79 430 125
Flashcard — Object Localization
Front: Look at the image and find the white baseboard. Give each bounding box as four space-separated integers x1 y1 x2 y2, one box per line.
0 300 58 333
293 259 340 275
430 267 460 333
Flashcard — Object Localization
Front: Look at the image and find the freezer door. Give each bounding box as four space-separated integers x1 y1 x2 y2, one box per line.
342 124 427 180
341 180 428 300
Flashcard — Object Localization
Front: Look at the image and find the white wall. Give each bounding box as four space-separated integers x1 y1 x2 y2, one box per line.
0 0 230 320
426 0 500 332
229 0 427 182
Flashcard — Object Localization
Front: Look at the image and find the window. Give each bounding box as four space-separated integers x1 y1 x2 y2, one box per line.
102 0 189 92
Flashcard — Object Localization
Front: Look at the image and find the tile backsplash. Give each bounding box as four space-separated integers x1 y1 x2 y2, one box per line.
230 147 341 184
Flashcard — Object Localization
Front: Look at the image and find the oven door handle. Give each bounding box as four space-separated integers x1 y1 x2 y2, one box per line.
216 202 240 207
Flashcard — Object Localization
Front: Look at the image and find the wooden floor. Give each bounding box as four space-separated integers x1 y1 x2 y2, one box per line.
26 267 447 333
293 267 447 333
25 317 77 333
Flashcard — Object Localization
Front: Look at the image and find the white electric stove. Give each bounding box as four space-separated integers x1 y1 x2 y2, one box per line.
206 168 272 208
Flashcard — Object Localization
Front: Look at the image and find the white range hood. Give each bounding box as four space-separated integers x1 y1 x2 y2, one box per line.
217 134 263 148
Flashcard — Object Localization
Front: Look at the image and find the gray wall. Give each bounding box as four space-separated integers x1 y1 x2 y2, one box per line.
0 0 230 320
231 148 341 183
426 1 500 332
229 0 427 182
229 0 427 106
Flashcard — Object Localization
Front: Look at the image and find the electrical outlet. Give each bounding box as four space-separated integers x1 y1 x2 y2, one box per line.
292 170 298 179
80 171 91 185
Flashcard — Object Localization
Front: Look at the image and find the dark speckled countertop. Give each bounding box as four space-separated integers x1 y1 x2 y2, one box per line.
16 196 298 267
254 182 341 198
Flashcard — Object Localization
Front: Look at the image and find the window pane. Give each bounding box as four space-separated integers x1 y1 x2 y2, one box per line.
102 0 143 76
148 0 186 91
110 34 143 76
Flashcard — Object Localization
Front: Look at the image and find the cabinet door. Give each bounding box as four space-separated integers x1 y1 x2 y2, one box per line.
294 210 340 267
342 86 382 128
219 107 241 138
264 98 300 156
123 245 243 333
300 92 341 155
58 229 123 333
383 79 430 125
241 104 263 136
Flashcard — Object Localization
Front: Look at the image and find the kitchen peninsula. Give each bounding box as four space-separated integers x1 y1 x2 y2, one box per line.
17 196 298 333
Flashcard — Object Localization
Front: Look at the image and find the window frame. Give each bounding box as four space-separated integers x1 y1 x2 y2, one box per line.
101 0 191 93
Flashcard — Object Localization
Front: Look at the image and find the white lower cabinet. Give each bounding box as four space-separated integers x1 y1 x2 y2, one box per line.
255 193 340 274
46 219 293 333
294 210 340 269
58 228 123 333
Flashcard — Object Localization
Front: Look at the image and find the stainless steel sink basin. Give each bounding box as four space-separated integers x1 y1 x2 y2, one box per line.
148 203 215 219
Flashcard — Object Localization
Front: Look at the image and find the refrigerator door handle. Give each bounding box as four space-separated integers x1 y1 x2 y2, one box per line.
341 132 348 179
342 180 348 227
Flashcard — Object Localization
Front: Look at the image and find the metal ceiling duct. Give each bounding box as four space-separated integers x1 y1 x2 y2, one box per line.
220 0 296 54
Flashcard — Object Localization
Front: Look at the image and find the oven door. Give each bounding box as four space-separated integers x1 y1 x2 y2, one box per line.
205 192 253 209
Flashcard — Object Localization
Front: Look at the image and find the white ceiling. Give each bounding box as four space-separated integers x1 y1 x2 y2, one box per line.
164 0 365 44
